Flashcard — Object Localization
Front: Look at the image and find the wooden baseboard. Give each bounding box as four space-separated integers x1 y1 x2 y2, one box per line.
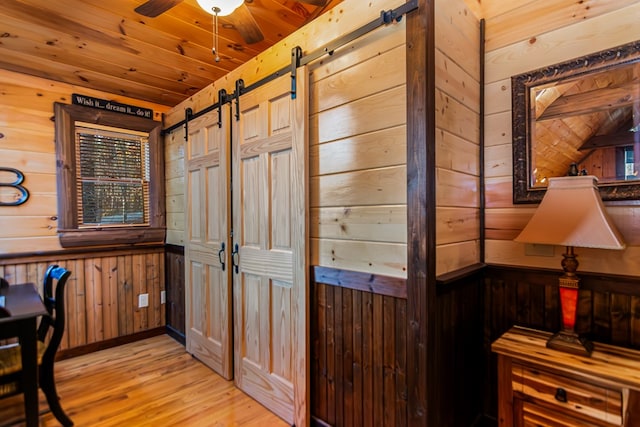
311 416 332 427
57 327 166 360
472 414 497 427
166 325 186 346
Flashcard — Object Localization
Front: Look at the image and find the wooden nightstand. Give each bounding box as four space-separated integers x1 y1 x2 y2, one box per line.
492 326 640 426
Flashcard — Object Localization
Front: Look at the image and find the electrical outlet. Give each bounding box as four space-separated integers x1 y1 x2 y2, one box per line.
161 290 166 304
138 293 149 308
524 243 555 257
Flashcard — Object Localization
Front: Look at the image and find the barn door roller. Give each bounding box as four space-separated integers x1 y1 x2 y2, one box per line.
183 107 193 141
163 0 418 134
290 46 303 100
217 89 228 128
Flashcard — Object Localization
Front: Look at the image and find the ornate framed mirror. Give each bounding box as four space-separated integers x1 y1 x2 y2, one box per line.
512 40 640 203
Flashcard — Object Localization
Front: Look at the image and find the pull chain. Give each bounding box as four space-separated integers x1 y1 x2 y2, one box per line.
212 7 221 62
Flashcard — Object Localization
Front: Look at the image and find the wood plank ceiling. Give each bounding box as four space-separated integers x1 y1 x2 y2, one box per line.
0 0 342 107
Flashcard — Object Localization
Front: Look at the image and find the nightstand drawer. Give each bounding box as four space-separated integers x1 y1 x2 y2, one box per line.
522 401 602 427
512 363 622 425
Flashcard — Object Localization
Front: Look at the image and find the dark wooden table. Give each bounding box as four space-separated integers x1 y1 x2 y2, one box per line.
0 283 47 427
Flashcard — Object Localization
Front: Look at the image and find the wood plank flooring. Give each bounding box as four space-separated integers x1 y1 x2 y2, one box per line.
0 335 289 426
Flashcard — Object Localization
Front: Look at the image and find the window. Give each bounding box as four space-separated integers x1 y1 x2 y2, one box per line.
54 103 165 247
76 124 149 226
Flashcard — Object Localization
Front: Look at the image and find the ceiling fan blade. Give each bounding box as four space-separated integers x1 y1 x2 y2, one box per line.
134 0 184 17
227 3 264 44
299 0 329 6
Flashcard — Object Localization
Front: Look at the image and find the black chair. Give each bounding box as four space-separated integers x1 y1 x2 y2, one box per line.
0 265 74 426
0 277 8 317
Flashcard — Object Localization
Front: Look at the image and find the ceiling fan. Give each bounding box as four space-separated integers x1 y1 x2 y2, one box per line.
134 0 330 46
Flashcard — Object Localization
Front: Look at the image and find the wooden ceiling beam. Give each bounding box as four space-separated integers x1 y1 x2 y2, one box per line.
538 81 638 121
579 128 640 151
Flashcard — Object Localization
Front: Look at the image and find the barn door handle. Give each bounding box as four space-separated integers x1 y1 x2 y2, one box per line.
218 242 226 271
231 243 239 274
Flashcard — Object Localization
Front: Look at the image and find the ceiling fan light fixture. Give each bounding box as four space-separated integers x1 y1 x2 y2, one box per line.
196 0 243 16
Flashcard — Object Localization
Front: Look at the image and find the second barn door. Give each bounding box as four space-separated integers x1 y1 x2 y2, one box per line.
231 69 309 425
185 107 233 380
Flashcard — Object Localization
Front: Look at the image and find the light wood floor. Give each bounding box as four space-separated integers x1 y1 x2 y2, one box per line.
0 335 289 426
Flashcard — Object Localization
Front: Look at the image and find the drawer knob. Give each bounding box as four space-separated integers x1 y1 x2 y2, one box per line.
555 387 568 403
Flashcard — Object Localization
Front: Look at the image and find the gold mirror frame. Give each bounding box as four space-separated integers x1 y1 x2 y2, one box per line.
512 40 640 204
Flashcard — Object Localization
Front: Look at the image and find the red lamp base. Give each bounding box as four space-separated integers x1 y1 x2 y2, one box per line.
547 247 593 357
546 329 594 356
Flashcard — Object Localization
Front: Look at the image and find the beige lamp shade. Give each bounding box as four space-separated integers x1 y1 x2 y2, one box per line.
515 176 626 250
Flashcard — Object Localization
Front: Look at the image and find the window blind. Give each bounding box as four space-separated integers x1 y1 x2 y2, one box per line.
75 125 150 227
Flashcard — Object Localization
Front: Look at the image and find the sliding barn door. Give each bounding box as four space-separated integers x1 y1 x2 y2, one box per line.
232 70 309 425
185 108 233 380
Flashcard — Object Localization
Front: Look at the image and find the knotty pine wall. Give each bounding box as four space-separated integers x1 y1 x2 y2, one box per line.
164 0 411 279
164 0 482 278
0 70 168 253
435 0 481 275
483 0 640 275
0 248 166 352
481 2 640 421
165 129 185 246
0 70 170 350
164 0 486 424
162 6 412 423
308 21 407 278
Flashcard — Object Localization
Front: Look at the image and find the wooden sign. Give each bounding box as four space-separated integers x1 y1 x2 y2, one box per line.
72 93 153 119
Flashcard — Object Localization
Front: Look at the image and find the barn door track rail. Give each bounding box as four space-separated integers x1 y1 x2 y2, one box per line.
163 0 418 134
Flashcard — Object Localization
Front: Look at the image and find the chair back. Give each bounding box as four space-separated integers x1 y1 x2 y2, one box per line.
0 278 8 317
37 265 71 364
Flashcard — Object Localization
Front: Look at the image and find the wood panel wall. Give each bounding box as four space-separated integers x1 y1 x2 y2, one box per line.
165 244 185 342
433 272 484 427
483 0 640 275
308 21 407 279
483 265 640 421
0 247 165 352
158 0 482 281
310 265 485 426
311 267 408 426
161 1 487 425
0 69 169 352
0 69 168 254
434 0 481 276
162 0 408 257
164 6 409 279
165 128 185 246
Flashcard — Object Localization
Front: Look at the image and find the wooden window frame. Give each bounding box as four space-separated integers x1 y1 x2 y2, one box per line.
54 102 165 248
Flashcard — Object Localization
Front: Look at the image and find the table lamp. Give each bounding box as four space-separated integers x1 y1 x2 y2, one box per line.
514 175 625 356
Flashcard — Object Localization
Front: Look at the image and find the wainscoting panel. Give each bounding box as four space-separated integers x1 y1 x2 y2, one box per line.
165 244 185 342
311 267 408 427
0 246 165 352
483 265 640 421
311 265 485 427
434 267 485 427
